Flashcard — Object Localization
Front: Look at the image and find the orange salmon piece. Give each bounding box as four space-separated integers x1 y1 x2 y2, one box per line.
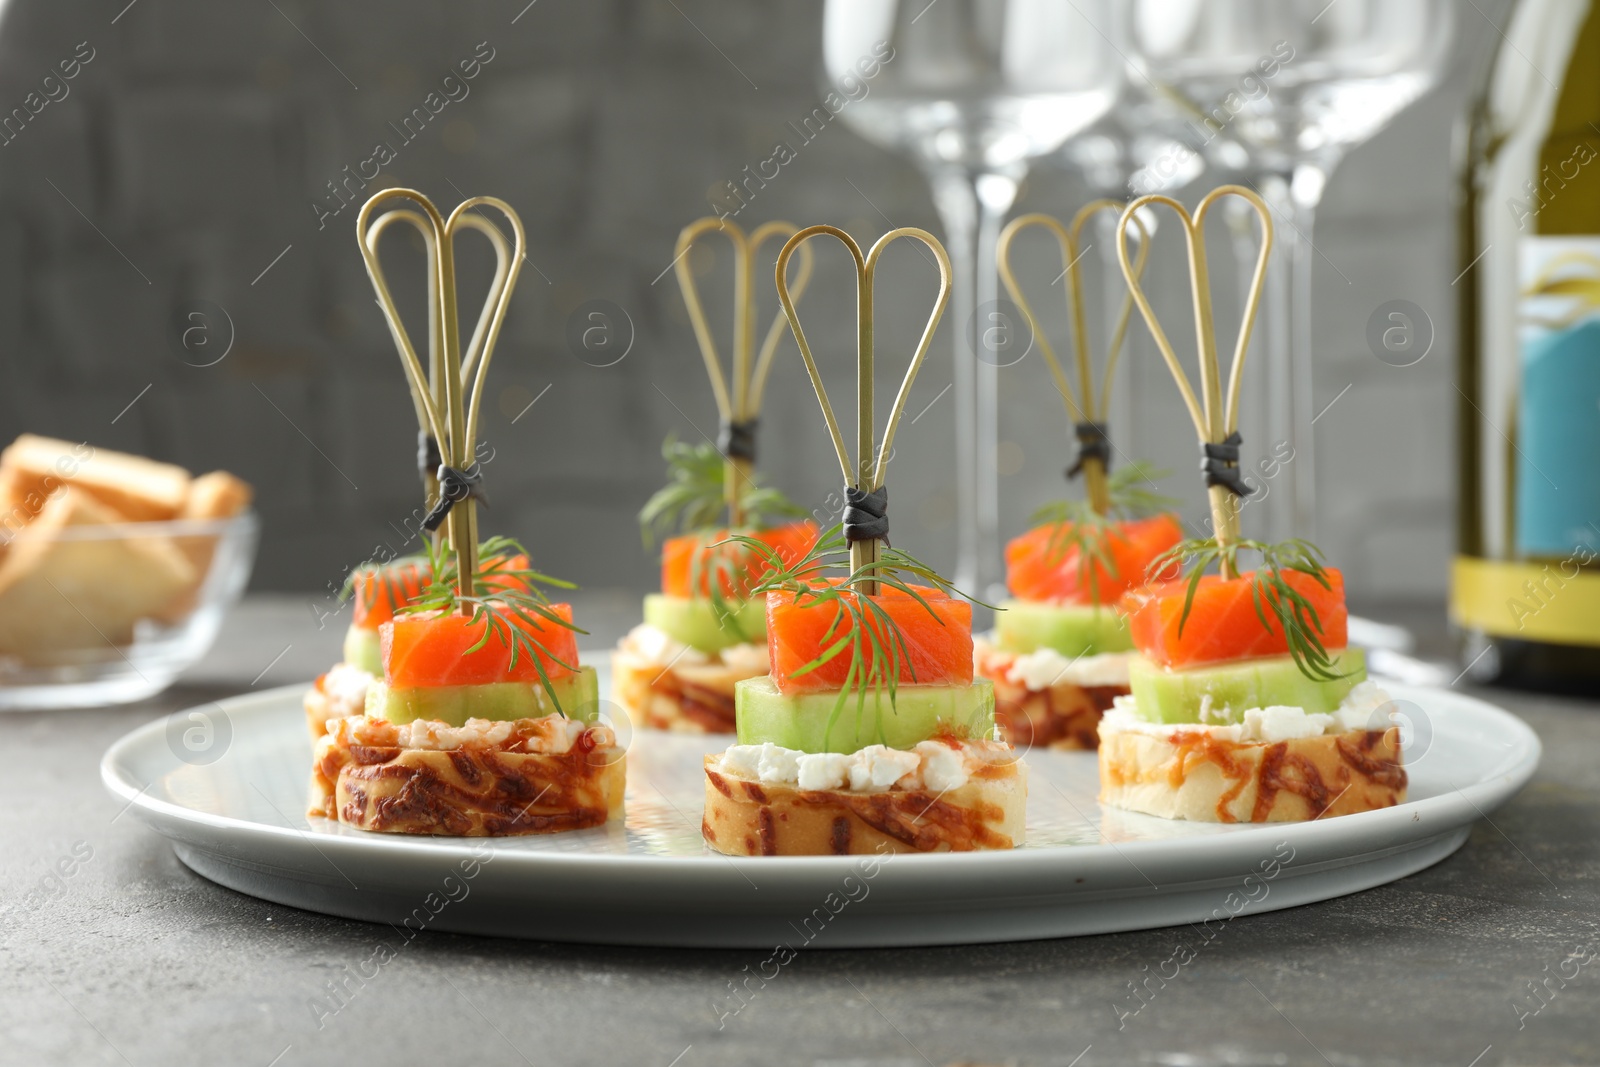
382 604 578 688
1121 568 1347 668
766 582 973 694
661 521 818 598
1005 514 1182 605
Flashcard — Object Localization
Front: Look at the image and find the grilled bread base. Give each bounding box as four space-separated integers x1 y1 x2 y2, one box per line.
702 756 1026 855
310 718 624 836
1098 722 1406 823
975 644 1123 750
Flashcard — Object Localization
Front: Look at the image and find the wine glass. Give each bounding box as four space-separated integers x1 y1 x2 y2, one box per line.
823 0 1123 603
1123 0 1454 544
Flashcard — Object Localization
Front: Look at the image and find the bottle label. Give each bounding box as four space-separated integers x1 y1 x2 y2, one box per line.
1451 556 1600 646
1516 237 1600 558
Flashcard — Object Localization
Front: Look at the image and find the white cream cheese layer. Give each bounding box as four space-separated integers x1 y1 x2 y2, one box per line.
331 713 604 754
1005 648 1133 690
716 739 1013 794
1099 680 1397 743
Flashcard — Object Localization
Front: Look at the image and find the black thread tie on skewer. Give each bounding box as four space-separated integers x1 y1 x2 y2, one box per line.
1066 421 1111 480
1201 431 1254 498
422 463 489 532
718 418 759 463
416 431 442 483
843 484 889 545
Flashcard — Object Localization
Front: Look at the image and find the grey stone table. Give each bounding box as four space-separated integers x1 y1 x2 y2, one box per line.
4 596 1597 1067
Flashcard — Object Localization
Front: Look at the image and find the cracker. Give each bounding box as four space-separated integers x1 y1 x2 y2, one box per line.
0 488 196 663
0 434 190 522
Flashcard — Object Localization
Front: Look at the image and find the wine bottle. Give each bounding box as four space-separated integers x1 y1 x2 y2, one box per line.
1454 0 1600 691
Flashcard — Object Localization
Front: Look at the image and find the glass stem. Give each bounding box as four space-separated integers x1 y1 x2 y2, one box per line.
1255 164 1328 544
928 165 1020 608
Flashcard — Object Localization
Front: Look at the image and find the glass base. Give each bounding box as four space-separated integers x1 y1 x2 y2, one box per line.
0 668 180 711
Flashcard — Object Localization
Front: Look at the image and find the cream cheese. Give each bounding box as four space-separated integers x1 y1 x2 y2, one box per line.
1003 648 1133 690
717 739 1014 793
331 714 608 754
1099 680 1398 743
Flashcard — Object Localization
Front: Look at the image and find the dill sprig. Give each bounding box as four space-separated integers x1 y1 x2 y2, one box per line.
638 438 805 545
1147 536 1349 683
402 534 586 715
721 524 984 749
1026 462 1177 605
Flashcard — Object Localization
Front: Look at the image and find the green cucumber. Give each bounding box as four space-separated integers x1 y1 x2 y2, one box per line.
992 598 1133 656
643 593 766 652
342 625 383 675
368 666 601 726
734 675 995 754
1129 649 1367 724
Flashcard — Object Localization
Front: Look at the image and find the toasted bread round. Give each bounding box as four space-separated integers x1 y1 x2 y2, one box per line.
1098 720 1406 823
702 754 1025 855
310 715 624 836
975 643 1124 750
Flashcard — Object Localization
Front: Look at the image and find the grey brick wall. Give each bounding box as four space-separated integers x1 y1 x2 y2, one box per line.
0 0 1501 602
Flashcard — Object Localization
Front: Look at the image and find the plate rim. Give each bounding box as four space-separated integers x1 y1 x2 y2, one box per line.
101 679 1543 880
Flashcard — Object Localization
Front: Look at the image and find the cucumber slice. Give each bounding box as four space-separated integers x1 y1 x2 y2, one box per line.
342 625 383 676
643 593 766 652
993 598 1133 656
1129 649 1367 724
735 675 995 754
369 666 601 726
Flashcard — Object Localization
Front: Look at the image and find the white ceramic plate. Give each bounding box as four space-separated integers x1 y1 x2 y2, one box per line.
101 667 1539 948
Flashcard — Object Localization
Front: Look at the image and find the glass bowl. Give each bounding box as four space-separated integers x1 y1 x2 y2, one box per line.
0 511 258 710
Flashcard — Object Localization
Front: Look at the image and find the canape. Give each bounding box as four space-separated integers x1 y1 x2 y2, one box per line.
616 216 819 734
1100 184 1407 823
308 567 622 836
702 221 1023 856
313 186 624 837
1097 551 1405 822
985 205 1176 749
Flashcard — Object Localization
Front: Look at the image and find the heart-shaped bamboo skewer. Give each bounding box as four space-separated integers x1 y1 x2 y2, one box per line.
356 188 526 603
362 208 510 514
774 226 952 593
997 200 1150 515
673 218 815 526
1115 184 1273 578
